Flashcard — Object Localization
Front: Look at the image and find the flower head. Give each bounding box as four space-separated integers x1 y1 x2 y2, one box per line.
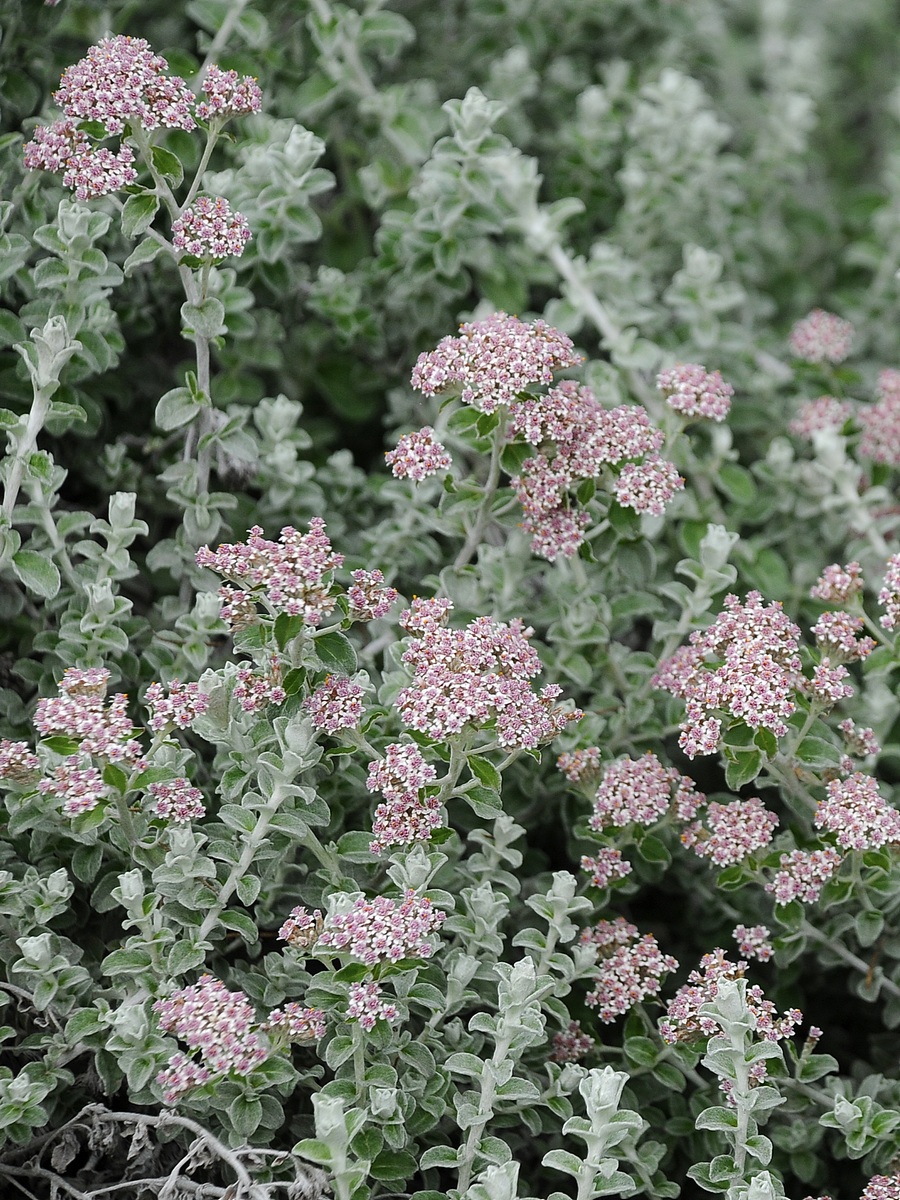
765 847 843 905
789 309 853 364
346 981 399 1030
172 196 251 262
196 65 262 122
551 1021 595 1063
878 554 900 630
148 778 206 824
35 667 143 764
657 363 733 422
347 569 398 621
278 906 324 951
385 427 452 481
307 676 365 734
788 396 852 439
815 772 900 850
681 797 778 866
580 849 632 888
810 562 863 604
145 680 209 732
613 455 684 517
580 919 678 1022
590 753 703 830
317 890 445 965
732 924 774 962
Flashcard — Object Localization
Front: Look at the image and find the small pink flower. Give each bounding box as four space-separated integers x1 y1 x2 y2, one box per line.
551 1020 595 1063
812 611 874 661
145 680 209 732
149 778 206 823
789 309 853 364
347 569 397 620
809 658 853 705
765 847 843 905
307 676 365 734
173 196 251 261
346 981 398 1031
810 562 863 604
196 65 262 122
278 906 324 950
838 718 880 758
681 797 777 867
385 427 452 481
732 924 774 962
580 849 632 888
657 363 733 422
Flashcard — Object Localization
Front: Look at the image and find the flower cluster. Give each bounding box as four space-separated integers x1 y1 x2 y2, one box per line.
346 981 399 1030
197 519 344 626
145 680 209 732
580 848 632 888
551 1020 596 1063
385 427 452 480
347 569 398 621
411 312 580 412
789 309 854 364
172 197 252 262
556 745 601 783
316 891 445 966
589 752 703 830
732 924 774 962
35 668 143 763
580 918 678 1022
811 562 863 604
307 676 365 734
814 772 900 850
788 396 852 439
396 599 579 748
838 718 881 758
861 1178 900 1200
366 743 442 854
148 778 206 824
656 363 734 422
64 145 138 201
859 378 900 466
878 554 900 630
809 659 853 705
812 611 875 661
278 906 325 951
196 65 262 122
654 591 803 757
765 847 844 905
264 1003 326 1043
233 662 286 713
0 740 40 782
659 949 801 1044
681 797 778 866
39 759 107 819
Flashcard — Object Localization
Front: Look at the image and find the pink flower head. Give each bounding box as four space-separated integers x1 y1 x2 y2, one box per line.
233 661 286 713
346 981 399 1031
810 562 863 604
264 1003 326 1042
38 756 107 818
347 569 397 621
580 919 678 1022
809 658 853 705
145 680 209 732
815 772 900 850
656 363 733 422
153 975 267 1089
35 667 143 764
23 119 89 173
788 396 852 439
385 427 452 481
156 1051 213 1104
196 65 262 122
55 35 195 135
0 740 40 782
196 518 343 625
367 743 442 854
556 746 601 783
172 196 251 261
732 924 774 962
859 387 900 466
278 906 324 950
411 313 580 413
399 596 453 634
613 455 684 517
148 778 206 823
306 676 365 734
861 1177 900 1200
681 797 778 866
838 718 880 758
765 847 843 905
551 1020 595 1063
63 144 137 200
580 849 632 888
590 753 703 830
789 309 854 364
878 554 900 631
317 890 445 966
521 504 592 561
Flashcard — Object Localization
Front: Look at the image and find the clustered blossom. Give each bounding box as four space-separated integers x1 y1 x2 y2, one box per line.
659 949 801 1045
732 924 774 962
765 847 843 905
197 519 343 626
35 667 143 764
385 427 452 481
23 119 88 173
64 144 137 201
809 659 853 705
788 396 852 439
148 778 206 824
811 561 863 604
264 1003 326 1043
0 740 40 782
196 65 262 122
346 981 399 1031
654 592 802 758
861 1178 900 1200
347 569 398 621
396 598 580 749
233 662 286 713
39 758 107 818
551 1020 595 1063
580 919 678 1022
656 363 734 422
306 676 365 734
613 455 684 517
366 743 442 854
859 378 900 465
580 848 632 888
812 611 875 661
278 906 324 951
839 718 881 758
681 797 778 866
814 772 900 850
789 309 854 364
878 554 900 631
154 975 267 1103
556 746 601 783
411 312 580 413
145 680 209 732
172 196 252 262
590 753 703 830
316 891 445 966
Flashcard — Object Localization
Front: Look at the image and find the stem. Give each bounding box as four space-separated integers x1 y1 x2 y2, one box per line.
455 1031 512 1192
352 1021 366 1096
803 921 900 1000
454 411 508 569
2 385 52 523
181 126 222 211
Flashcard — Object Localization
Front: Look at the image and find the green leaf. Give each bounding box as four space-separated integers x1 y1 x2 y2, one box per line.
124 237 164 276
695 1105 739 1131
156 386 203 431
314 630 357 674
218 910 259 944
855 909 884 947
41 735 80 755
293 1138 333 1166
181 298 226 339
717 463 757 504
463 785 503 818
11 550 60 599
229 1094 262 1139
724 748 762 790
274 612 306 650
795 736 842 770
151 145 184 184
370 1149 417 1181
333 962 369 983
637 834 671 865
167 940 207 976
468 754 502 790
121 192 160 238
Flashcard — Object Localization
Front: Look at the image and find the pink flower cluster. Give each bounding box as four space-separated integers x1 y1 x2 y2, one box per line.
385 427 452 481
681 797 778 866
732 924 774 962
838 718 880 758
411 312 580 413
556 745 601 783
580 848 632 888
765 847 843 905
580 918 678 1022
788 396 852 440
35 667 143 763
859 373 900 465
264 1003 326 1043
64 144 137 200
396 598 579 749
307 676 365 734
196 65 262 122
656 363 734 422
366 743 442 855
789 309 854 364
346 981 399 1030
197 518 343 626
316 890 445 965
811 562 863 604
278 906 324 950
589 753 703 830
233 661 286 713
0 740 40 782
659 948 801 1044
862 1178 900 1200
809 659 853 705
148 778 206 823
812 611 874 661
814 772 900 850
145 680 209 732
551 1020 595 1063
654 591 802 757
39 758 107 818
347 569 398 621
172 196 251 262
878 554 900 631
